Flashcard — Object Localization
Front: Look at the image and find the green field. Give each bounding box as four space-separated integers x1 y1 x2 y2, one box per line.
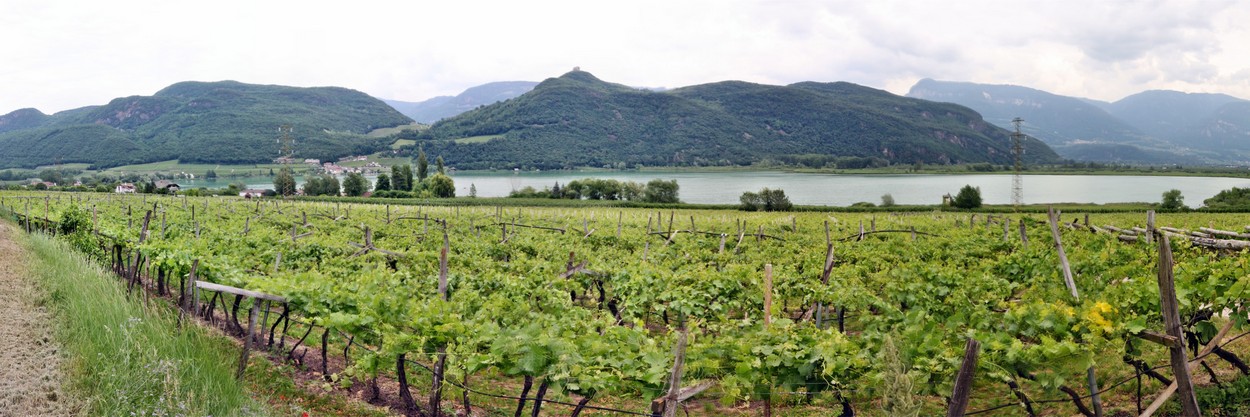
368 122 426 138
453 134 504 144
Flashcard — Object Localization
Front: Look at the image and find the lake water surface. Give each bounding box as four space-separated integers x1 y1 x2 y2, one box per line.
179 171 1250 206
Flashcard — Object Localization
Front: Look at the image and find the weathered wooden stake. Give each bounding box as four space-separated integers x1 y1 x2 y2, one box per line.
763 264 773 327
659 323 689 417
1019 219 1029 250
237 299 259 379
1047 207 1079 299
1049 207 1103 415
824 220 831 246
1146 233 1202 417
946 338 981 417
1146 210 1156 244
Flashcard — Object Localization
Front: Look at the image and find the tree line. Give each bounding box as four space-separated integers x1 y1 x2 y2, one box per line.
509 178 680 203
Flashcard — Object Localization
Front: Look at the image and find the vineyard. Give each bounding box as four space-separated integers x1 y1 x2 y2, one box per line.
3 190 1250 416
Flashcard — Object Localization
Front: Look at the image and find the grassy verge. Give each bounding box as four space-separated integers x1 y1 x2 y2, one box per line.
21 229 276 417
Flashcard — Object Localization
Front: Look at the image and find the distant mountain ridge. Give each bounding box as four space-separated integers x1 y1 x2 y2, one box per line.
0 81 413 169
907 79 1250 163
385 81 538 123
408 70 1058 170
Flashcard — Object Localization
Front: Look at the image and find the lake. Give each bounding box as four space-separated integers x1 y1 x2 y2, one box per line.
178 171 1250 206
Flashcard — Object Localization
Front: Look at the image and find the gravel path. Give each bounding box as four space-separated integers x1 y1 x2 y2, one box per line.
0 223 75 417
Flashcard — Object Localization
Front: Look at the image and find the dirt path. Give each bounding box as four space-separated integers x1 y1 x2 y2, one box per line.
0 223 75 417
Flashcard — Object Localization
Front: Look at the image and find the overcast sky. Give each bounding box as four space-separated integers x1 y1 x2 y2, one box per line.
2 0 1247 115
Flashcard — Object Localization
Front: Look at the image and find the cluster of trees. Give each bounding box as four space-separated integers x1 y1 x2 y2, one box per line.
739 188 793 211
0 169 33 181
1202 188 1249 210
0 168 90 184
371 148 455 198
268 148 456 199
509 178 680 203
295 172 370 197
301 174 342 196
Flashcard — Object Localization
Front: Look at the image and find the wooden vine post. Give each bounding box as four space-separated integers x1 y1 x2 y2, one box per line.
1146 210 1155 244
128 210 153 294
1048 206 1105 416
1140 233 1202 417
178 259 200 327
946 338 981 417
1019 219 1029 250
763 264 773 327
657 322 689 417
1047 207 1079 300
429 227 451 417
813 242 836 328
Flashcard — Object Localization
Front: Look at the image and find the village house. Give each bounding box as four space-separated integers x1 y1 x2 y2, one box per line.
115 183 136 194
321 162 346 175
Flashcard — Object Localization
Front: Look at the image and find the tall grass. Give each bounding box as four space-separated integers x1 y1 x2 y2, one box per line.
23 231 274 417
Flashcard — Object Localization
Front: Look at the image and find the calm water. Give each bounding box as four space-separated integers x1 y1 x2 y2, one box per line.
178 171 1250 206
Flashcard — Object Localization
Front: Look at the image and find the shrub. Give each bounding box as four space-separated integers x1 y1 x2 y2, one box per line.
952 185 982 209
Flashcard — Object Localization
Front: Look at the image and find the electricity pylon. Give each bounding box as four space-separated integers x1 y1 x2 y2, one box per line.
277 125 294 163
1011 117 1025 207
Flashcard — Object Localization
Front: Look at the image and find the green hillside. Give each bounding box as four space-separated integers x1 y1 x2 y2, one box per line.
0 81 413 169
409 70 1059 169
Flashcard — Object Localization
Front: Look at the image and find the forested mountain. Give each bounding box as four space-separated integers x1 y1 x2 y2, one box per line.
0 81 412 169
409 70 1058 170
907 79 1250 164
1105 90 1250 152
907 79 1140 143
384 81 537 123
0 108 50 134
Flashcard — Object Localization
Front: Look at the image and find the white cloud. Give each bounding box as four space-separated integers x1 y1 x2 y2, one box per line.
1 0 1248 114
